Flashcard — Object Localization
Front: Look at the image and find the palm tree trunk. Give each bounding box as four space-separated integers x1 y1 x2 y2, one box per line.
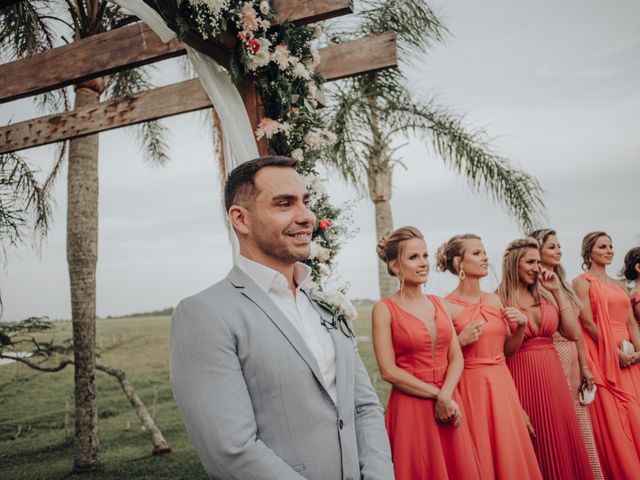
67 81 103 471
368 167 397 298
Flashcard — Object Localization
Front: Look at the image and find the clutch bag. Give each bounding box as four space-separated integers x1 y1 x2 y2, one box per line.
620 339 636 355
578 379 597 406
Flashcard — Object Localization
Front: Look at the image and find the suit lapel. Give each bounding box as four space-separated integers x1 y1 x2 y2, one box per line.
227 266 330 398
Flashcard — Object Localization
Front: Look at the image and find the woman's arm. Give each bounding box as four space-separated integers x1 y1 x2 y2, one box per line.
575 334 595 389
539 271 579 340
371 301 440 399
573 277 598 343
503 307 528 356
435 305 464 426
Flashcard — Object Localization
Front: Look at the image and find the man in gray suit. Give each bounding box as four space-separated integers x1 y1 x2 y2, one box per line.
170 156 394 479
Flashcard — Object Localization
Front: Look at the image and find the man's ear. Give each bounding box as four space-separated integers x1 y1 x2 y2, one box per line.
228 205 250 235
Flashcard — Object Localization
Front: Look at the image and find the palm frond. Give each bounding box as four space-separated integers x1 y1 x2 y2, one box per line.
105 66 171 165
390 98 546 231
134 120 171 166
0 151 51 249
0 0 57 60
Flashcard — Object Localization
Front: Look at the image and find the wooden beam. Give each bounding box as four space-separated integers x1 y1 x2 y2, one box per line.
0 33 398 154
272 0 352 24
0 24 185 104
0 79 210 154
0 0 353 104
318 31 398 81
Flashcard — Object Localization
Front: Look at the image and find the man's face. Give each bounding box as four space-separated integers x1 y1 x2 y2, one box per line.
239 166 316 265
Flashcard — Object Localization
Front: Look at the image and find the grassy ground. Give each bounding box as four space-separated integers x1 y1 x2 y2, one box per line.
0 303 387 479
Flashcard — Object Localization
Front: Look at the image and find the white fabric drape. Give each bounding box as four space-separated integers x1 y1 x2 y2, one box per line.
111 0 259 257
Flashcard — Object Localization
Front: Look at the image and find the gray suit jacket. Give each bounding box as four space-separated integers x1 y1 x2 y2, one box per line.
170 265 394 479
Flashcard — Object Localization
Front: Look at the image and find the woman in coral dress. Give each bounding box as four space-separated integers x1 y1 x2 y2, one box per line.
622 246 640 324
499 237 593 480
436 234 542 480
372 227 481 480
529 229 603 479
573 233 640 478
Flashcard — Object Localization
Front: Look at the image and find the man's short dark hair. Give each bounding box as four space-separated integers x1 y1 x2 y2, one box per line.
224 156 299 212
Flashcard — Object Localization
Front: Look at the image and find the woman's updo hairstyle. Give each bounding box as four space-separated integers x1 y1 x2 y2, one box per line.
377 226 424 277
621 246 640 282
435 234 481 275
581 231 610 271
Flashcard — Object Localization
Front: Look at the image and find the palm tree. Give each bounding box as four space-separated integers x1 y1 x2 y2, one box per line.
323 0 546 297
1 1 169 471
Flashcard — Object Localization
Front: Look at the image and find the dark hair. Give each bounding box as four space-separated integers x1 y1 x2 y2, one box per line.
581 231 611 271
376 226 424 277
622 246 640 282
224 156 299 212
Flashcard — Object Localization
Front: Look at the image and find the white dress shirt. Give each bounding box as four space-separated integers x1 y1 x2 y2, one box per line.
236 255 337 403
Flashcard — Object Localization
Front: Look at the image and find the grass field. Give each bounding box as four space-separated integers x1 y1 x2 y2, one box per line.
0 303 388 479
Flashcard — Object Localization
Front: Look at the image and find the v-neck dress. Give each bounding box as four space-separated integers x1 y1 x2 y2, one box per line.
382 295 481 480
506 296 593 480
448 293 542 480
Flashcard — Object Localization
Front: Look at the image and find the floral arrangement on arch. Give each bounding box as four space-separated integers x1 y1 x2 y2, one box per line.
175 0 345 284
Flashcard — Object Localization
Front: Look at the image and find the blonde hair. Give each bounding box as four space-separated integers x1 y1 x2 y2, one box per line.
528 229 580 307
435 233 482 275
498 237 541 307
581 231 611 270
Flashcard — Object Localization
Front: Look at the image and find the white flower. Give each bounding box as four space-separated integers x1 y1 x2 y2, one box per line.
272 44 292 70
320 290 357 321
248 37 272 70
292 62 311 80
304 173 326 197
259 0 270 15
322 129 337 145
304 130 322 148
318 263 331 278
291 148 304 161
259 18 271 30
309 240 331 262
255 117 291 139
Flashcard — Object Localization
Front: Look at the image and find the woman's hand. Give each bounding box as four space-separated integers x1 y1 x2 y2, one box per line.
457 320 483 346
581 366 596 391
503 307 527 327
618 349 635 368
538 269 561 292
435 395 461 427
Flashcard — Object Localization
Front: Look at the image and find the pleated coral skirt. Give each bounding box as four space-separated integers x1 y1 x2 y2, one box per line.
508 337 593 480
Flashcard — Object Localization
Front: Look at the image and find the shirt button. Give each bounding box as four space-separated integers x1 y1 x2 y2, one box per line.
338 419 344 430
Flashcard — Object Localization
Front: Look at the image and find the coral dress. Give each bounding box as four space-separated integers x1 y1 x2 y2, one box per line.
448 293 542 480
506 297 593 480
383 296 481 480
552 329 604 479
579 273 640 479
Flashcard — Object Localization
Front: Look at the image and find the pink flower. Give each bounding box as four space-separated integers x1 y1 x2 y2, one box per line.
239 3 259 32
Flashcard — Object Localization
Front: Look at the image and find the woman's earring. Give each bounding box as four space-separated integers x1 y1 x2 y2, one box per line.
458 263 466 281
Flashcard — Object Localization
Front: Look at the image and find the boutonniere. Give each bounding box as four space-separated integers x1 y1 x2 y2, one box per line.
311 289 357 338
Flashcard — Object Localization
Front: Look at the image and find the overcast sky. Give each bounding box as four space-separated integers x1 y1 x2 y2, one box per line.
1 0 639 322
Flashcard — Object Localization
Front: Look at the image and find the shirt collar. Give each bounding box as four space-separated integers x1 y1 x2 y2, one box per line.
237 255 312 293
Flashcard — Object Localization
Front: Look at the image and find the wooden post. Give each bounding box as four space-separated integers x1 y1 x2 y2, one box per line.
236 77 269 157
